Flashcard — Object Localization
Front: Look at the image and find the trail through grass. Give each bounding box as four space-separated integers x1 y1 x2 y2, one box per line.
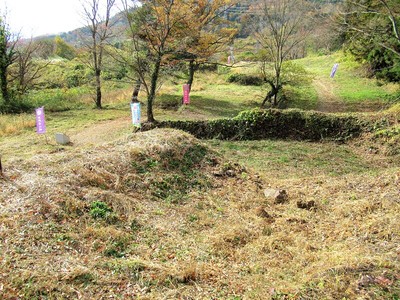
296 53 399 112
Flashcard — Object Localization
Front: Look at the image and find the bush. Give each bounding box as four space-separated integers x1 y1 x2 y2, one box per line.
26 87 88 112
0 99 33 114
146 109 364 142
227 73 264 86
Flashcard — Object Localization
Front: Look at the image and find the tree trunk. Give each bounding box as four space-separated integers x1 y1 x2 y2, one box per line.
187 60 198 92
261 81 280 108
261 92 272 108
95 69 102 109
273 62 281 107
147 57 162 123
0 71 9 103
131 79 141 103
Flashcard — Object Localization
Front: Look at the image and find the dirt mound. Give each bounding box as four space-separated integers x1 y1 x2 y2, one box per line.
0 129 247 214
1 129 399 299
0 129 265 299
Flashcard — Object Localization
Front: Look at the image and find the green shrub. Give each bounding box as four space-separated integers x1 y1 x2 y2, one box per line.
227 73 264 86
130 142 212 204
0 98 33 113
130 219 141 232
147 109 364 142
26 87 89 112
89 201 112 219
104 240 127 258
155 94 181 110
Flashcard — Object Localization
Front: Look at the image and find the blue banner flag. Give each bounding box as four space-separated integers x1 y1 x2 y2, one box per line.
130 103 141 127
330 63 339 78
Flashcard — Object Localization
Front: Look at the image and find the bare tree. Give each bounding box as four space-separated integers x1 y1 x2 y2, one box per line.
9 39 50 96
253 0 311 108
82 0 116 109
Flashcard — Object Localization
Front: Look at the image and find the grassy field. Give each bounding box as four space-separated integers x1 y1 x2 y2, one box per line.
0 53 399 299
296 53 399 112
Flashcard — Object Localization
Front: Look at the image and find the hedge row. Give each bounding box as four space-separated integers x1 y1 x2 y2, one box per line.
143 109 364 141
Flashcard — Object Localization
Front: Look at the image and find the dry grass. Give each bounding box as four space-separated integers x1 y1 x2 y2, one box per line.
0 114 36 136
0 129 399 299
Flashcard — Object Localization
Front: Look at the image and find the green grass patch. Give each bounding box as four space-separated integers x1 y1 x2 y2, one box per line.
296 52 399 110
26 87 91 112
208 139 378 179
285 85 318 110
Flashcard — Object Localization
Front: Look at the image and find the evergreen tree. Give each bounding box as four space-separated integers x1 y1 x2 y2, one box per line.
0 16 17 104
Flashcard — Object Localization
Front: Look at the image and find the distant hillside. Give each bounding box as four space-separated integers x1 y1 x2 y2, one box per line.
34 10 128 47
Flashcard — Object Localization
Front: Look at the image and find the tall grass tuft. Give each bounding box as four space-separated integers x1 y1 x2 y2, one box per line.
0 114 36 136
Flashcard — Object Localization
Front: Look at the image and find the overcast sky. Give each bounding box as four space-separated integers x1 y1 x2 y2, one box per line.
0 0 116 38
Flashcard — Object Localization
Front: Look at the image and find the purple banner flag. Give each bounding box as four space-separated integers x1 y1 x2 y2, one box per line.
183 84 190 104
130 102 141 127
35 107 46 134
330 63 339 78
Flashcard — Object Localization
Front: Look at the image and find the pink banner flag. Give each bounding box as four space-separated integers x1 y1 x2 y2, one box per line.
35 107 46 134
183 84 190 104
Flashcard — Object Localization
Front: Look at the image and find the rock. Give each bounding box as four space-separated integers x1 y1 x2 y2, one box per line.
297 200 316 210
225 169 236 177
264 188 277 198
255 206 275 224
212 170 224 177
357 275 376 289
55 133 71 145
212 168 236 178
264 189 289 204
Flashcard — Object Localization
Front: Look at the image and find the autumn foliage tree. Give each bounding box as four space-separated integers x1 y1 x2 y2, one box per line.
123 0 192 122
122 0 238 122
180 0 237 91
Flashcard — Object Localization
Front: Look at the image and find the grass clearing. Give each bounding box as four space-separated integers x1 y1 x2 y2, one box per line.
207 139 389 179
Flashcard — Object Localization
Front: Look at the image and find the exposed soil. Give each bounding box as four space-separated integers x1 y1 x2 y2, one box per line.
69 117 132 147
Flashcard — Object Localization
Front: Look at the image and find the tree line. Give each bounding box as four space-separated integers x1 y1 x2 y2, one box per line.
0 0 399 121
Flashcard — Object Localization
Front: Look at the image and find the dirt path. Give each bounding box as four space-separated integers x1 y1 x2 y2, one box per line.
69 116 133 147
313 78 347 113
